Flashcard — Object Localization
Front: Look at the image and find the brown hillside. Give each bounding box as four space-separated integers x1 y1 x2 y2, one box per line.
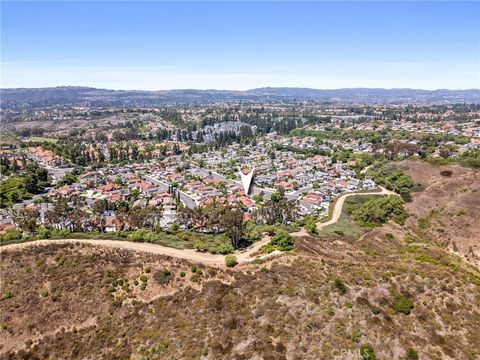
397 160 480 269
1 239 479 360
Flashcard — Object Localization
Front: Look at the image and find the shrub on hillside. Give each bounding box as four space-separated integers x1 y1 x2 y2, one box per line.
351 196 408 226
269 232 295 251
360 344 376 360
224 255 238 267
332 279 348 294
393 293 414 315
0 229 22 243
304 217 318 234
406 348 419 360
154 269 172 284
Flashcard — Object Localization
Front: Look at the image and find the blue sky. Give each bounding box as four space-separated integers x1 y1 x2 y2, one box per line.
1 1 479 90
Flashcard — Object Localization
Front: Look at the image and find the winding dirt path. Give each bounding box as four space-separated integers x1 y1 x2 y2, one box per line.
316 186 396 229
0 187 396 266
291 186 396 237
0 236 272 266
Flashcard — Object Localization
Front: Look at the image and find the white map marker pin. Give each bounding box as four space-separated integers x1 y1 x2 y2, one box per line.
239 167 254 195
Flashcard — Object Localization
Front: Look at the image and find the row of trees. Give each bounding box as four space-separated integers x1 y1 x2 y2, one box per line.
13 197 164 235
175 188 300 248
177 202 245 248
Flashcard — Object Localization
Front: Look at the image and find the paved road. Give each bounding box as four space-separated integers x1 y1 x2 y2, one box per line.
145 175 197 209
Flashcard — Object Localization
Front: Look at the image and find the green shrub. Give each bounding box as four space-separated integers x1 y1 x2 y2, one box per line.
57 228 70 237
0 229 22 243
38 227 51 239
333 278 348 294
406 348 419 360
371 306 380 315
139 275 148 283
385 232 395 240
360 343 376 360
269 232 294 251
179 271 186 278
129 228 148 242
351 195 408 226
144 267 151 273
55 256 66 266
193 240 208 251
40 290 49 297
190 273 202 283
304 217 318 234
2 290 14 300
351 329 362 342
265 226 276 236
344 301 353 309
216 243 234 255
169 222 180 232
154 269 172 285
261 244 275 254
393 293 414 315
224 255 238 267
1 323 14 335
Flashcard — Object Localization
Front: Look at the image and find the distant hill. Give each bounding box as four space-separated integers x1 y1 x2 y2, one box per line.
1 86 479 107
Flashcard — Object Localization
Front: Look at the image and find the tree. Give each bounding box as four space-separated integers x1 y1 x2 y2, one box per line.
92 199 109 232
128 205 163 230
13 207 39 235
220 206 245 249
69 208 90 232
46 197 72 229
24 174 39 193
253 190 299 226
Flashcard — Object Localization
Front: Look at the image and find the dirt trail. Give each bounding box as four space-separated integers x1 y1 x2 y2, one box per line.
291 186 396 237
0 187 396 266
0 236 272 266
316 186 396 229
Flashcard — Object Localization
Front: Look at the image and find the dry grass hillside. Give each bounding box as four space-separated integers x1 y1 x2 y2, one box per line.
397 161 480 269
1 237 480 359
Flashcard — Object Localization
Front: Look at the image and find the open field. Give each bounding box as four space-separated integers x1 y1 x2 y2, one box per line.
24 137 59 144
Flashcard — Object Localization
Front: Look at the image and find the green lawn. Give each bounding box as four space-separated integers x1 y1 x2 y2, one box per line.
317 213 365 240
0 177 31 207
25 137 59 144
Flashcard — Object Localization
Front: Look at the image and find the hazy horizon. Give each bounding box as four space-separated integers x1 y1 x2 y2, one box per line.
2 1 479 90
2 85 480 92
